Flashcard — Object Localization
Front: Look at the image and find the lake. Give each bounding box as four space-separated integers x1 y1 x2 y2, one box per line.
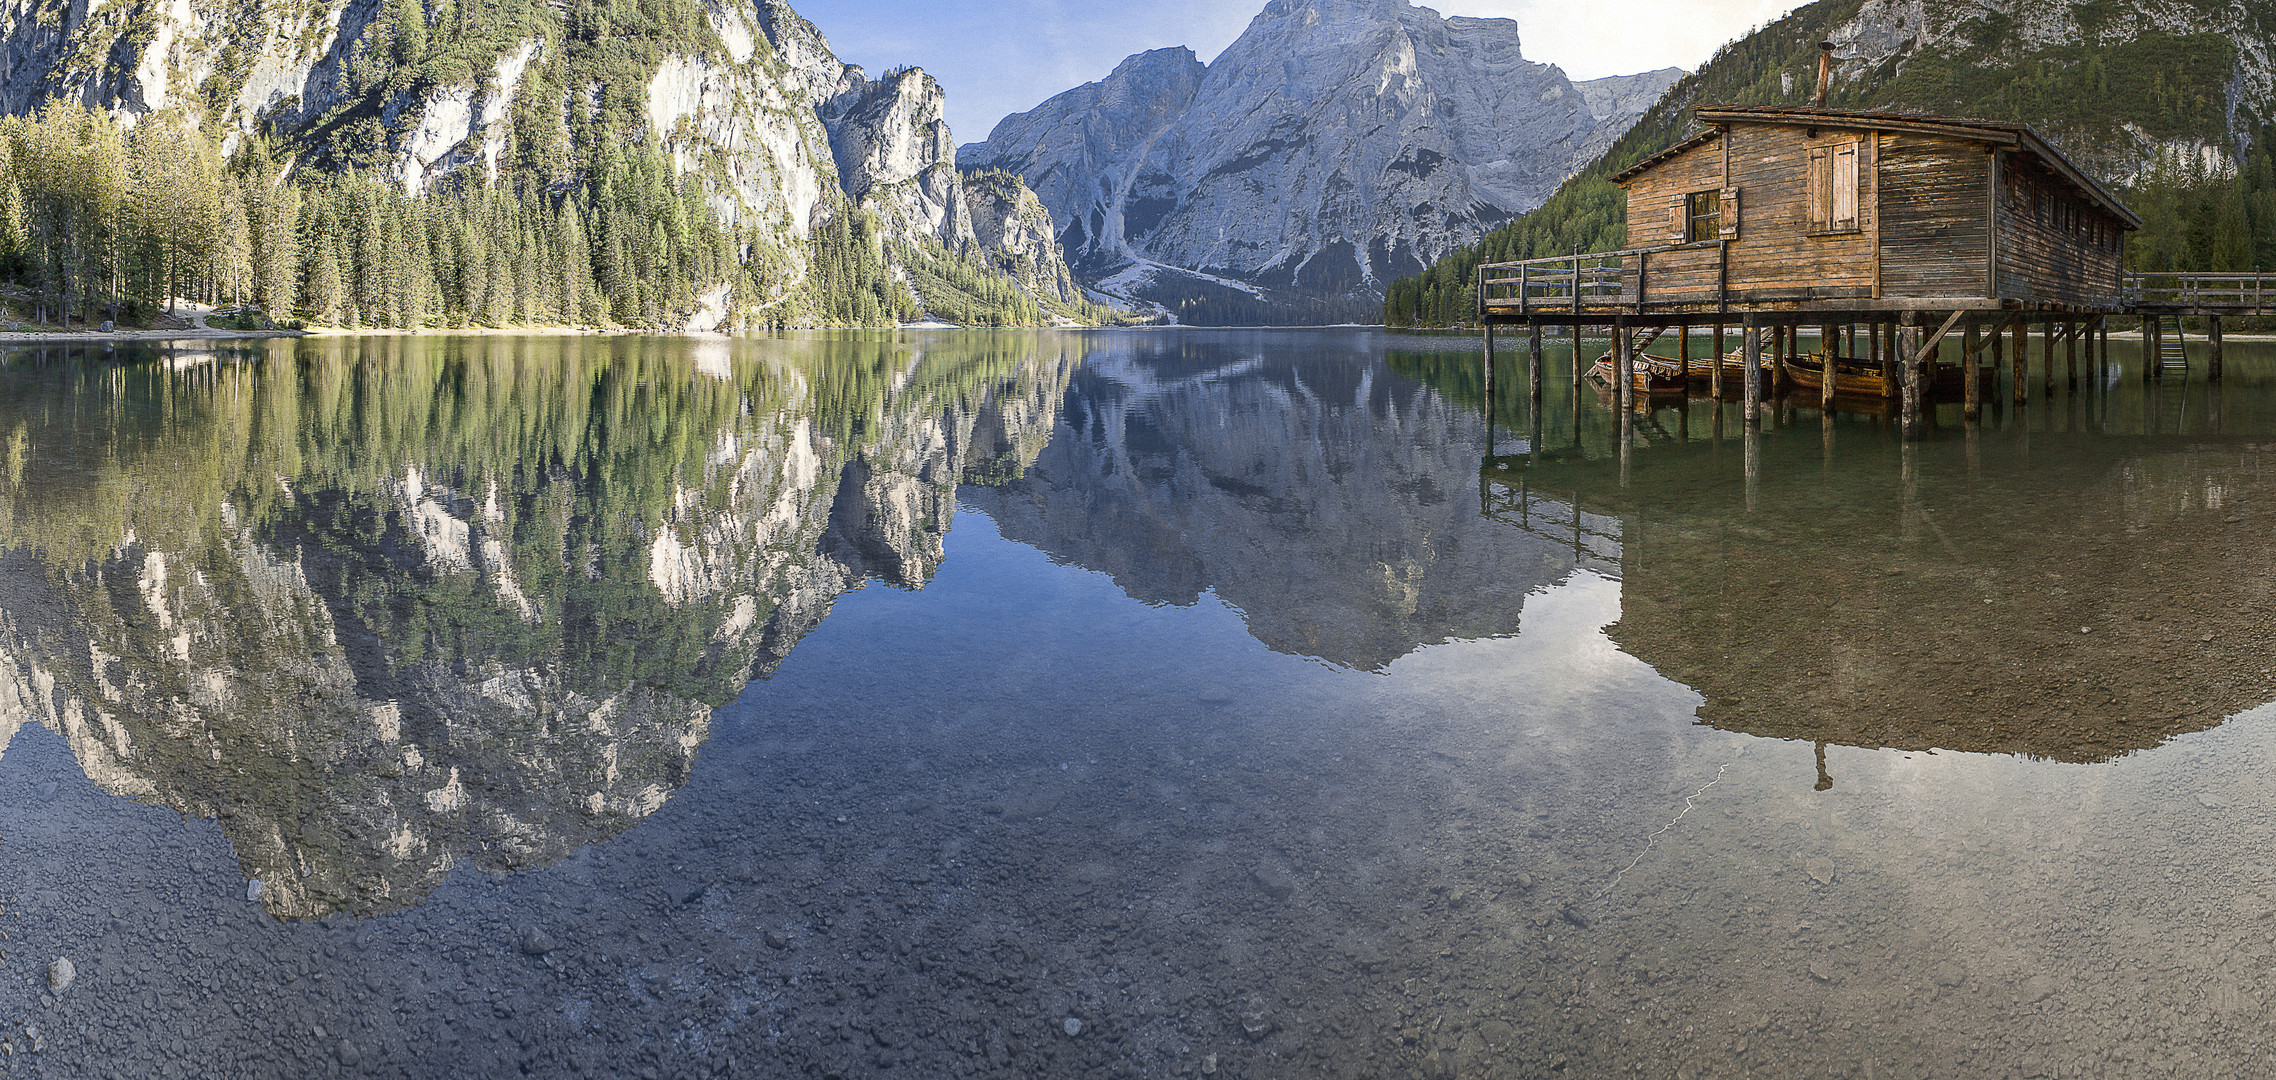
2 328 2273 1078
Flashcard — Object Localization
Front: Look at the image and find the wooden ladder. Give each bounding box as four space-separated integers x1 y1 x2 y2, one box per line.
2155 315 2191 377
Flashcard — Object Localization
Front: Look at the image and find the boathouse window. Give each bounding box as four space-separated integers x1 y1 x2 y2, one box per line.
1807 141 1860 234
1686 190 1721 242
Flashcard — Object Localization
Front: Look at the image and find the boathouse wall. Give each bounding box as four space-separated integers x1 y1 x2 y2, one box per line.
1875 133 1992 298
1994 153 2125 307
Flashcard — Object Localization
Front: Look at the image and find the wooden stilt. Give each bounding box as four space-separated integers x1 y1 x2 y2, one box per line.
1743 315 1762 424
1677 322 1689 381
2048 322 2066 404
1772 325 1789 394
1571 323 1583 387
1483 322 1496 401
2210 315 2225 383
1615 316 1634 413
2142 316 2155 383
1899 314 1922 437
1820 322 1837 410
1963 319 1980 421
2012 318 2028 404
1877 321 1895 399
2065 320 2078 390
1990 320 2004 402
1711 322 1725 400
1528 320 1544 399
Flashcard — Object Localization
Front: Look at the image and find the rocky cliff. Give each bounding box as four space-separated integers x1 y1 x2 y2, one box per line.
959 0 1682 323
0 0 1095 327
0 334 1078 917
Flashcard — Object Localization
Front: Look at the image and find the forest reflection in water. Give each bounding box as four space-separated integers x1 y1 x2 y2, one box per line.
2 331 2276 1078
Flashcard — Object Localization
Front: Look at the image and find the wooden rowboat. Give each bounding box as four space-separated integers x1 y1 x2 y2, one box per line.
1776 353 1974 398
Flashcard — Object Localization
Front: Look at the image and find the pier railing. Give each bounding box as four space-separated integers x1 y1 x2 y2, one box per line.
2123 272 2276 312
1478 249 1659 314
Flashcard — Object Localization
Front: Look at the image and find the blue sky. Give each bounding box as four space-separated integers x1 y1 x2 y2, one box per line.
793 0 1807 144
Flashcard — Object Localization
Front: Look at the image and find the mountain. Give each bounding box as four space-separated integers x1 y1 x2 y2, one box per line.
1388 0 2276 325
0 0 1106 328
959 0 1682 325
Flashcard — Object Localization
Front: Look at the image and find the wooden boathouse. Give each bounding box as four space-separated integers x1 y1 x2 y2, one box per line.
1478 83 2167 431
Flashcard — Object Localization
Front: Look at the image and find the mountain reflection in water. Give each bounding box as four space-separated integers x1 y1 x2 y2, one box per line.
0 334 1076 917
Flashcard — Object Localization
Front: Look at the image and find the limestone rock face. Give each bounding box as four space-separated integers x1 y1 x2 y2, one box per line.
960 0 1682 322
963 170 1093 312
827 67 977 250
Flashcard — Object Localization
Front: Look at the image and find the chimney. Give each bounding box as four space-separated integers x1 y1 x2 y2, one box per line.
1813 42 1835 107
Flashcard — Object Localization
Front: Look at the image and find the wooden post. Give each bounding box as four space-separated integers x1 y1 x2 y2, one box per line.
1743 315 1763 424
2210 315 2224 383
2021 320 2039 409
1711 322 1725 400
1963 319 1981 421
1772 325 1789 394
2142 316 2155 383
1878 320 1896 399
1528 320 1544 399
1677 322 1690 385
2100 317 2110 382
1821 322 1837 410
1615 316 1634 413
1899 314 1922 438
2048 322 2066 404
2065 319 2078 390
1483 321 1496 402
1571 323 1583 387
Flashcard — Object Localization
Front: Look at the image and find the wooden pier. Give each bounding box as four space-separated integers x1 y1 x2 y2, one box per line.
1476 96 2276 434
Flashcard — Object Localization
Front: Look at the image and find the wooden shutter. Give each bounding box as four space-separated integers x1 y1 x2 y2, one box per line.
1831 142 1859 231
1807 146 1831 231
1719 187 1740 239
1669 193 1686 241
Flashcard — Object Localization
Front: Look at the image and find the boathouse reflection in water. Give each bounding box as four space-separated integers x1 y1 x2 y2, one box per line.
1466 333 2276 775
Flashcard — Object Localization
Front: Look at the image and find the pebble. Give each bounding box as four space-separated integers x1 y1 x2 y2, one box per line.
763 929 791 950
2197 792 2231 809
1932 961 1967 988
246 879 265 903
521 929 558 956
336 1039 361 1066
1061 1017 1083 1037
1201 1052 1218 1074
1249 865 1297 901
47 958 74 994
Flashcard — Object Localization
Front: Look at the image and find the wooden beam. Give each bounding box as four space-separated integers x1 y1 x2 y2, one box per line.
1909 309 1967 366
